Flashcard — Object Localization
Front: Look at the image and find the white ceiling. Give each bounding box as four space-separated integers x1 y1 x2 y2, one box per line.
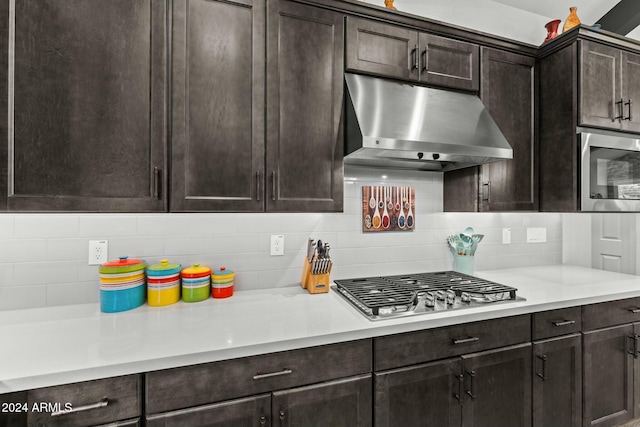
357 0 637 46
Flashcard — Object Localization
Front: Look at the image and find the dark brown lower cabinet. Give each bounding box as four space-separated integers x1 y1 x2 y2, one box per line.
374 358 462 427
583 324 638 427
374 344 531 427
146 375 371 427
146 394 271 427
273 375 372 427
461 343 532 427
533 334 582 427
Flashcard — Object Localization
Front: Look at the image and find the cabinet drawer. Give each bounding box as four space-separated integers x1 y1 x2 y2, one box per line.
374 314 531 371
533 306 582 340
145 339 372 414
582 297 640 330
27 375 141 427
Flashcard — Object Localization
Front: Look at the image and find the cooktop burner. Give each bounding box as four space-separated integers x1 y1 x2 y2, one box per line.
333 271 524 321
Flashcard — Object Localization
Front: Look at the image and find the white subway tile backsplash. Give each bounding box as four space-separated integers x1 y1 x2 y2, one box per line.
0 285 46 310
0 166 565 310
14 214 79 238
78 214 138 237
46 281 99 306
14 261 79 286
0 263 14 286
46 239 87 261
0 215 14 238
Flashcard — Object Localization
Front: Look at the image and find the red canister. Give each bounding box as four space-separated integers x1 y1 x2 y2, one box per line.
211 266 234 298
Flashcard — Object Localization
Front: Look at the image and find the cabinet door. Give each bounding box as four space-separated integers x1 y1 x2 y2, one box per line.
461 343 531 427
532 334 582 427
583 324 635 427
374 358 461 427
418 34 479 91
621 51 640 133
146 394 270 427
266 0 343 212
170 0 265 212
273 375 372 427
345 17 418 81
579 40 621 130
4 0 167 212
479 48 537 211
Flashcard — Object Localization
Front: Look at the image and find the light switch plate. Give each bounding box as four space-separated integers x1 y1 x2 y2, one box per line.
526 228 547 243
502 228 511 245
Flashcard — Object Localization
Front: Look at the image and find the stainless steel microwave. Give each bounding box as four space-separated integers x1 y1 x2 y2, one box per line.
581 129 640 211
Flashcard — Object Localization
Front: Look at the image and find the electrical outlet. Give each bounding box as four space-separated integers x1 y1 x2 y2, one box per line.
270 235 284 256
526 228 547 243
502 228 511 245
88 240 109 265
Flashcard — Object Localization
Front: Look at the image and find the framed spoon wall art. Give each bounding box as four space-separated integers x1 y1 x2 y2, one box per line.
362 185 415 232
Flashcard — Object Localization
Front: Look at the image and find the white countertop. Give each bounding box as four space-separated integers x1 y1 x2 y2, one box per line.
3 264 640 394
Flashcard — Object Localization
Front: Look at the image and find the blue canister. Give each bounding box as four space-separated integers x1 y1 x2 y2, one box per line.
99 256 146 313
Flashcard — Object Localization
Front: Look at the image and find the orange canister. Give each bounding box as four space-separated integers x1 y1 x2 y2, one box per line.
211 266 234 298
147 259 181 307
181 264 211 303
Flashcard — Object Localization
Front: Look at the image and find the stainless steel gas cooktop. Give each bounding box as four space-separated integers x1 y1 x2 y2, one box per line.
333 271 524 321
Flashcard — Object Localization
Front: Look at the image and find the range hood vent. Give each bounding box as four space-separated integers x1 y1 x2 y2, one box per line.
344 73 513 172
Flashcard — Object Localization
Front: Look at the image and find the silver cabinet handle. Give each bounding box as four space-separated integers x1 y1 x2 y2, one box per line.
411 44 418 70
153 167 161 200
536 354 547 381
256 170 261 201
616 98 625 120
453 336 479 345
51 398 109 417
629 307 640 314
271 171 277 201
421 48 428 72
253 368 292 380
482 182 491 202
552 319 576 327
465 370 476 399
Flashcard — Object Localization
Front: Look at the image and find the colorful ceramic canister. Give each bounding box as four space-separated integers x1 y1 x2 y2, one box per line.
147 259 181 307
181 264 211 302
211 266 234 299
99 256 146 313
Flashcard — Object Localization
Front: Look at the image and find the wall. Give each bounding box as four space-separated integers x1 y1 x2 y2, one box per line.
0 166 562 310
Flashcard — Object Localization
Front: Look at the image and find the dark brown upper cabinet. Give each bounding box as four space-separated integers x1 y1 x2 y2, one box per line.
444 48 536 212
266 0 344 212
170 0 265 212
580 40 640 133
345 16 479 92
2 0 167 212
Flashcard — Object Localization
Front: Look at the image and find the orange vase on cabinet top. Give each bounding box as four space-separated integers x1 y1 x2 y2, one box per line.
563 6 580 32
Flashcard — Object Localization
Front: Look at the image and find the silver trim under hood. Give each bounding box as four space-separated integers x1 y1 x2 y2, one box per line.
344 73 513 172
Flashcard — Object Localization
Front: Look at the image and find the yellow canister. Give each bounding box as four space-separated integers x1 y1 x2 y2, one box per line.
147 259 181 307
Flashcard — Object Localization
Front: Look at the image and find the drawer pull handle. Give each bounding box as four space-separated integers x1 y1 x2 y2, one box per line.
51 398 109 417
453 336 479 345
552 319 576 327
629 307 640 314
253 368 293 380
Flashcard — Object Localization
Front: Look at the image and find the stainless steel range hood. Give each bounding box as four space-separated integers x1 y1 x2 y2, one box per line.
344 73 513 172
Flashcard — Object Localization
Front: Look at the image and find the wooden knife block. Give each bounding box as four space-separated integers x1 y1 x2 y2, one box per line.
301 257 332 294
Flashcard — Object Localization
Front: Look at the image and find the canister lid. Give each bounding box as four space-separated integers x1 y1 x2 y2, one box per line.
212 266 234 279
147 259 182 276
182 263 211 278
99 256 146 274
